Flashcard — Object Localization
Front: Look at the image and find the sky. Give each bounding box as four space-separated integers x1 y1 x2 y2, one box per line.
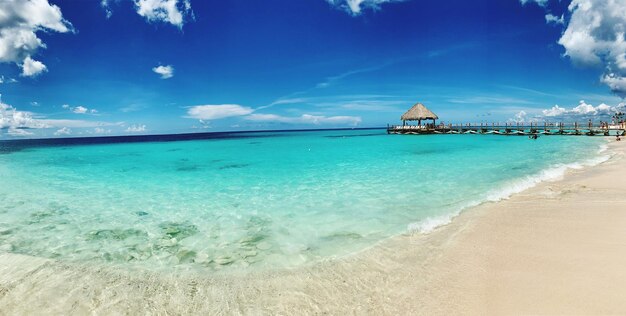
0 0 625 138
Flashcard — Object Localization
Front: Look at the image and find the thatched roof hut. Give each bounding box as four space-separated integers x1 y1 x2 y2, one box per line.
401 102 438 125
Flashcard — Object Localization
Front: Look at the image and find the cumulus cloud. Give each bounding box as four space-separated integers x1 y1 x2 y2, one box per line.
326 0 405 15
94 127 112 134
134 0 193 28
73 106 88 114
542 100 622 118
63 104 97 114
126 124 146 132
556 0 626 98
512 110 528 123
21 56 47 77
245 113 362 126
152 65 174 79
53 127 71 136
186 104 254 120
0 0 74 76
0 97 123 137
542 105 567 117
0 100 50 137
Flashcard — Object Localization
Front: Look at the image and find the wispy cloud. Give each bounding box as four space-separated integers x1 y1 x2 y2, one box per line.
245 113 361 126
326 0 407 15
186 104 254 120
184 102 362 127
519 0 548 7
316 63 391 88
447 96 536 105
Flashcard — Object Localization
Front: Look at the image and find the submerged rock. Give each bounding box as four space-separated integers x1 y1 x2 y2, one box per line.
321 231 363 241
0 228 13 236
0 243 14 252
159 221 199 240
219 163 250 170
256 241 272 250
240 250 258 258
195 252 211 264
87 228 147 241
176 249 197 263
214 256 234 265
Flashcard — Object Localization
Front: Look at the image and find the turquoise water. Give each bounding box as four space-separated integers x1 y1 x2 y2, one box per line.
0 130 607 272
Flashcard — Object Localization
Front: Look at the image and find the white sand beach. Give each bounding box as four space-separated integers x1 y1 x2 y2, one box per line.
1 140 626 315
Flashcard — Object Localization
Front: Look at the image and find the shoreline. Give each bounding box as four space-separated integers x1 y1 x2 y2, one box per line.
1 140 625 314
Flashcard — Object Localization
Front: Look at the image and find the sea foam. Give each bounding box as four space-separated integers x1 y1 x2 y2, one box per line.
407 146 613 234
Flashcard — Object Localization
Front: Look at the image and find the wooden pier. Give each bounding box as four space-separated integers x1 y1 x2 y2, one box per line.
387 122 626 136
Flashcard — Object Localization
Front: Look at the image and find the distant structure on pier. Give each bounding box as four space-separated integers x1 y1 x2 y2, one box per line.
400 102 438 127
388 101 626 136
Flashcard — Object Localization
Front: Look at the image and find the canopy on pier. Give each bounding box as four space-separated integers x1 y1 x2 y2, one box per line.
401 102 438 126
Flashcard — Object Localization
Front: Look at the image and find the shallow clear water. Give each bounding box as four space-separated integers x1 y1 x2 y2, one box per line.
0 130 606 272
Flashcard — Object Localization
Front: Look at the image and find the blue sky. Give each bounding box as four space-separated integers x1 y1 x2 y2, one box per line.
0 0 624 138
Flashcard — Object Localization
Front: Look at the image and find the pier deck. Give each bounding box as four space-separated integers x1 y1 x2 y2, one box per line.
387 123 626 136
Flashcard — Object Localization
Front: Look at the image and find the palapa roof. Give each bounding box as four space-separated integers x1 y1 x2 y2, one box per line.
401 102 438 121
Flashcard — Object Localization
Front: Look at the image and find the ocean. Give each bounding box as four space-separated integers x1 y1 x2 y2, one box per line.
0 129 608 272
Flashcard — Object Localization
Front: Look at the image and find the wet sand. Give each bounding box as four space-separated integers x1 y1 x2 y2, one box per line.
1 141 625 315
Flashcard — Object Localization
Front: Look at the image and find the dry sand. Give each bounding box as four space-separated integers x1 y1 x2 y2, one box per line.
1 140 626 315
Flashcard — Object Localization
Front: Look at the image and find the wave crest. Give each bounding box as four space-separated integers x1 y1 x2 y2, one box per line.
407 150 612 235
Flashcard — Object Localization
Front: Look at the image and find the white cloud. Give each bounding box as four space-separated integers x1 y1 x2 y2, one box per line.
571 100 598 115
39 119 122 128
94 127 112 134
7 127 33 137
541 100 621 117
513 110 527 122
0 76 18 84
186 104 254 120
520 0 548 7
557 0 626 97
152 65 174 79
545 13 564 25
63 104 97 114
21 55 47 77
542 105 567 116
601 73 626 97
0 101 49 130
245 113 362 126
326 0 405 15
0 97 122 137
134 0 193 28
53 127 71 136
101 0 113 18
72 106 88 114
0 0 74 76
126 124 146 132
